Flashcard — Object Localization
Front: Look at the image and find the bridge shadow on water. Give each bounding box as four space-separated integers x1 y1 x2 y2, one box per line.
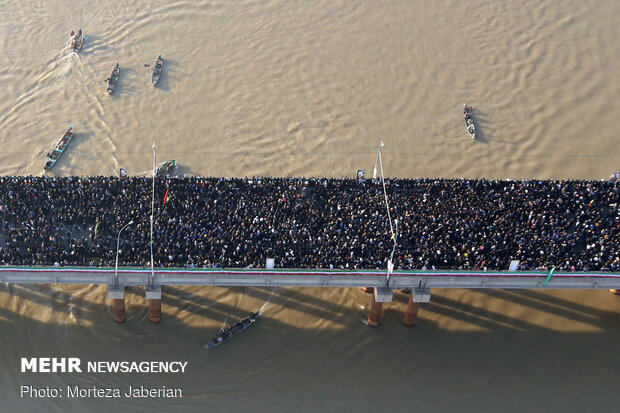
0 283 104 320
162 285 356 328
0 283 618 336
2 284 619 413
419 288 620 334
479 289 619 326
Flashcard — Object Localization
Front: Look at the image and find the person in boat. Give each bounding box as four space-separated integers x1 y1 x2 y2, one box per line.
113 66 119 76
219 327 230 339
78 28 82 37
71 30 75 37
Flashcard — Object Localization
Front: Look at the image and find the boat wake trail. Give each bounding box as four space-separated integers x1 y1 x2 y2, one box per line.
257 289 278 315
57 52 77 82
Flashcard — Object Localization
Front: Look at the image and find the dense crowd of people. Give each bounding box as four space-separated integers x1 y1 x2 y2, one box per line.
0 176 617 272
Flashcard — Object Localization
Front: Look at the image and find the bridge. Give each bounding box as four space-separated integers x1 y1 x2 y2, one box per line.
2 267 619 325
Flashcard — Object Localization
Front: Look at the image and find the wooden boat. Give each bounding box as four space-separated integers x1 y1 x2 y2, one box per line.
156 160 177 177
464 104 475 139
106 63 120 95
70 28 84 52
205 312 260 349
44 126 75 171
152 55 163 86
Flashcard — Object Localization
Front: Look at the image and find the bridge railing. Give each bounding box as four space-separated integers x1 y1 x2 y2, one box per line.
1 267 619 290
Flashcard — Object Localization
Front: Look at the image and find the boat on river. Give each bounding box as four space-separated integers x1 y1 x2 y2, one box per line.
44 125 75 171
205 312 260 349
156 160 177 177
70 28 84 52
152 55 163 86
106 63 120 95
464 104 475 139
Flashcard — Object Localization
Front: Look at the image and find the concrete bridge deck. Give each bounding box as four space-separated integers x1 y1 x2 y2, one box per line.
3 267 619 324
2 267 619 290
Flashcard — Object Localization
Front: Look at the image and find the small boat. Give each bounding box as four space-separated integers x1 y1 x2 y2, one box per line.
106 63 120 95
44 126 75 171
156 160 177 177
152 55 163 86
464 104 475 139
205 312 261 349
69 28 84 52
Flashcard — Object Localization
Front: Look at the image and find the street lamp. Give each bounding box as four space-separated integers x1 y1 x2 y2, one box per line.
150 141 156 286
373 140 397 286
115 220 134 285
386 218 399 288
372 140 384 180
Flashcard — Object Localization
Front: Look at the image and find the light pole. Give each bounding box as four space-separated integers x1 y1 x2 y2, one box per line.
372 140 384 180
372 139 397 286
386 219 399 288
374 140 394 238
150 141 156 286
115 220 134 285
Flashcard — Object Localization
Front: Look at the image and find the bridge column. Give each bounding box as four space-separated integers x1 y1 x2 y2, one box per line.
113 299 126 323
368 296 383 326
146 286 162 324
367 287 394 326
403 287 431 327
403 295 420 327
108 284 126 323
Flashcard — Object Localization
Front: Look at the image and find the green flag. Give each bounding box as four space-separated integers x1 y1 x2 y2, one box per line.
543 266 556 286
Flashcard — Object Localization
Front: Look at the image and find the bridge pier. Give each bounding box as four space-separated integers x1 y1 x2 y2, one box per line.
146 286 162 324
113 299 126 323
149 300 161 323
403 287 431 327
403 295 420 327
367 287 394 326
368 297 383 326
107 284 126 323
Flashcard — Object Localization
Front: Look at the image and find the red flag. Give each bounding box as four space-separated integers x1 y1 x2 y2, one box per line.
163 187 170 205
